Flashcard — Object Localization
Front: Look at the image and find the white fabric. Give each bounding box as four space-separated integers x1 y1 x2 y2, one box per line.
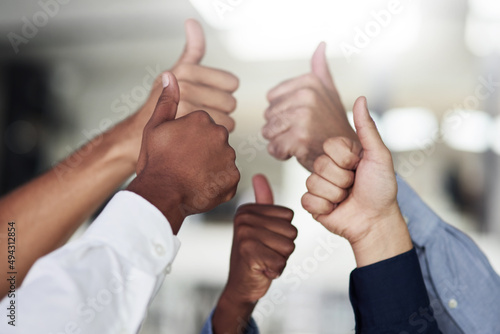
0 190 180 334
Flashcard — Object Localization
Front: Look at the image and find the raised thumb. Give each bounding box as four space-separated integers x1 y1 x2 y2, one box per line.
353 97 385 154
175 19 206 65
148 72 179 127
311 42 335 91
252 174 274 205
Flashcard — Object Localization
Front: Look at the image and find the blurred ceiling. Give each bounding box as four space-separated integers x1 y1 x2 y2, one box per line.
0 0 498 168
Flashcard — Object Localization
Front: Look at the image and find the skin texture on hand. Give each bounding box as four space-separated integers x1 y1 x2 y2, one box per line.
127 73 240 234
212 174 297 334
302 97 413 267
263 42 358 172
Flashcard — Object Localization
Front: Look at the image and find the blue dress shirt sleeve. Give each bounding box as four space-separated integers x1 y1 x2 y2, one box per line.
397 175 500 334
349 248 442 334
200 309 260 334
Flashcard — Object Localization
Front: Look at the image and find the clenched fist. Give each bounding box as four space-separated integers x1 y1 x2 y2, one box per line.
263 42 358 171
127 72 240 235
212 174 297 334
302 97 412 267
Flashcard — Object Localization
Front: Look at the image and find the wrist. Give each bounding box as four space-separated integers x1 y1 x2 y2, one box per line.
213 289 256 334
116 113 148 165
350 205 413 268
126 176 185 234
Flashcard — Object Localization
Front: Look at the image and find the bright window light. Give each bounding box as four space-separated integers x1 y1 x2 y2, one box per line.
381 108 438 152
466 0 500 56
190 0 421 61
442 109 491 153
468 0 500 20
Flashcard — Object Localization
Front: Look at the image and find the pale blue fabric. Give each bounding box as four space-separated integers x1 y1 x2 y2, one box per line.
397 175 500 334
200 309 259 334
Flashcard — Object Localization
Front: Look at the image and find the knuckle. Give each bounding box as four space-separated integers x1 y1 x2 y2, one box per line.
305 175 317 192
275 257 287 270
283 207 295 221
338 154 355 169
215 125 229 141
295 129 311 146
301 194 313 213
235 212 252 226
338 171 354 188
224 117 236 132
267 142 277 157
235 223 252 240
228 75 240 91
323 137 340 152
262 124 272 139
227 95 237 112
227 146 237 161
285 241 296 255
313 155 329 175
191 110 211 123
331 187 346 201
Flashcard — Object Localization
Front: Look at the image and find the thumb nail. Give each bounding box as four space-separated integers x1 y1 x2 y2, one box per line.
162 73 170 88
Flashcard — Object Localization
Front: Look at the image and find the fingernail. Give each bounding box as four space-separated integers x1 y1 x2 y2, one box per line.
162 73 170 88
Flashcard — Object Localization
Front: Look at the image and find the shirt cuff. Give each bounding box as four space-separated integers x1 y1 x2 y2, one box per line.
396 174 442 247
349 248 438 332
200 309 260 334
83 190 181 276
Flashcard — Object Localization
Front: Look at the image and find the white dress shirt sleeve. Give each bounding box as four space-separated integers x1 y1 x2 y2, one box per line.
0 190 180 334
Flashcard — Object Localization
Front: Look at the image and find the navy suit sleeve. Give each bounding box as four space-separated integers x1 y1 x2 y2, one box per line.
349 248 442 334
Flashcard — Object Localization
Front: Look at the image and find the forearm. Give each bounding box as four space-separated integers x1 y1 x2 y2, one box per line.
0 115 142 296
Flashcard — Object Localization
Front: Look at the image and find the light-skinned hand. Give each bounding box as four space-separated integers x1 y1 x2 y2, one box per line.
263 42 358 172
302 97 412 267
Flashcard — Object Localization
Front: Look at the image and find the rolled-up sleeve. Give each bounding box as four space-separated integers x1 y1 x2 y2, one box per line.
0 190 180 334
397 175 500 334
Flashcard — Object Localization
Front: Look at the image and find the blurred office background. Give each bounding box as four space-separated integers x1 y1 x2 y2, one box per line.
1 0 500 333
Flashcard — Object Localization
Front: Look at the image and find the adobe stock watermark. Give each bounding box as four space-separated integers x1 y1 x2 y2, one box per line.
7 0 73 54
396 75 499 178
339 0 409 63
